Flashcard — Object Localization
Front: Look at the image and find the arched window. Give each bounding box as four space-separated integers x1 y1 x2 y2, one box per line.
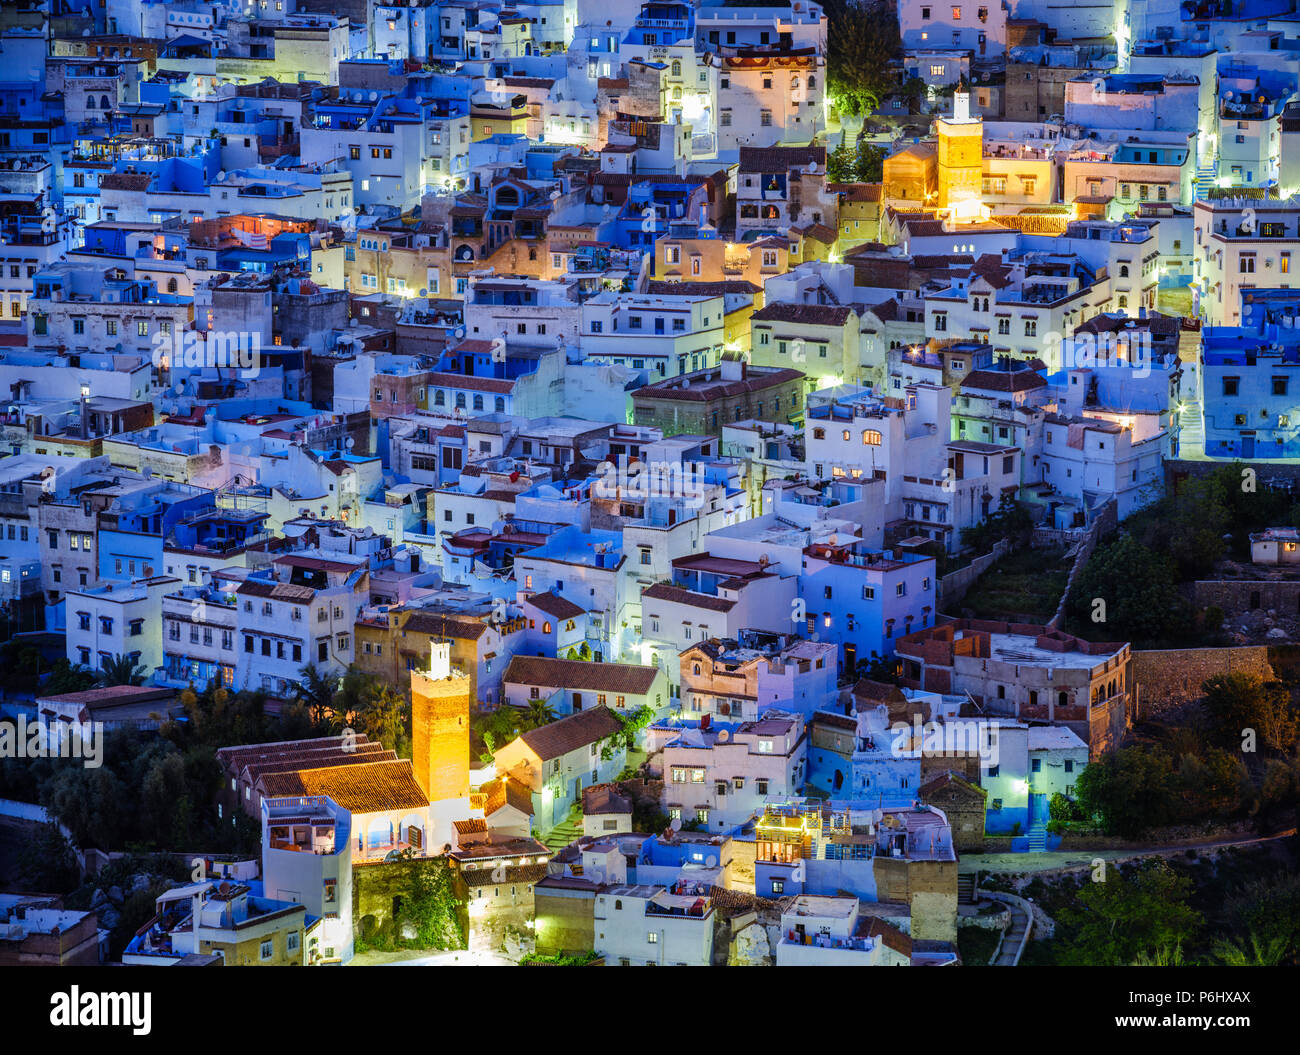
808 75 817 89
792 77 800 91
1117 295 1128 309
455 392 466 409
528 247 537 261
543 622 552 634
1058 691 1068 708
473 394 484 411
671 60 681 77
434 390 445 406
167 278 178 293
101 96 111 111
1119 264 1129 278
494 397 505 412
85 95 96 110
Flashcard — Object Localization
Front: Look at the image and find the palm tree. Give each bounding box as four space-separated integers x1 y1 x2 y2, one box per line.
524 698 557 729
294 663 337 725
1212 933 1290 966
97 653 147 687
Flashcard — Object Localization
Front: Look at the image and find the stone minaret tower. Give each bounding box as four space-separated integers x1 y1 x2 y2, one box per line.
409 641 472 803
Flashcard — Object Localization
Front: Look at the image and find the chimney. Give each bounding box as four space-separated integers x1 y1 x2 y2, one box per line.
720 358 744 382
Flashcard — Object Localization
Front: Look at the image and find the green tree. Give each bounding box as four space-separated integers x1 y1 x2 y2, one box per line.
1223 872 1300 963
43 657 97 695
854 653 900 684
139 752 189 847
961 493 1035 553
1059 860 1202 966
96 653 147 687
525 698 558 729
1212 932 1290 966
853 140 887 183
1068 533 1190 645
1048 791 1082 824
40 764 129 850
1174 746 1252 820
1074 746 1179 838
1202 672 1299 753
18 822 80 893
403 862 465 949
349 678 412 759
294 663 337 725
824 0 898 116
826 138 854 182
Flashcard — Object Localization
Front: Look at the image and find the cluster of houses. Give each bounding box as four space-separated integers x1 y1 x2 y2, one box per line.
2 0 1300 968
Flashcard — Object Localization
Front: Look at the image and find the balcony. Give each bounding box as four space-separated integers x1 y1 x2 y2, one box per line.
354 839 426 864
782 929 875 952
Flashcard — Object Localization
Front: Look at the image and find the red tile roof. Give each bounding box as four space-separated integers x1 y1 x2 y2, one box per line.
516 706 624 761
503 656 660 696
258 758 429 814
751 303 854 326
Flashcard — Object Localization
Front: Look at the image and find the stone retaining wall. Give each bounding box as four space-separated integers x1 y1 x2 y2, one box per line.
1130 646 1276 719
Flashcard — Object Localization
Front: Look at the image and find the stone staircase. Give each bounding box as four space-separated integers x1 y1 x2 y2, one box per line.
1026 825 1048 853
956 874 976 905
1177 400 1204 459
541 814 583 853
1195 159 1218 200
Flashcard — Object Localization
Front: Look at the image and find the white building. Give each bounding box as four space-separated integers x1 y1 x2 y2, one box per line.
261 794 354 965
775 894 912 966
1194 195 1300 326
593 880 715 966
659 711 806 832
66 576 180 677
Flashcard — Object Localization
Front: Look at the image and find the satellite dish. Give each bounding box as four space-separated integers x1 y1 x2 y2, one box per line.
217 171 226 181
716 729 730 742
550 189 561 201
705 855 718 868
349 317 359 327
370 91 379 101
806 161 818 174
1224 90 1234 101
418 288 428 297
345 437 355 450
670 816 682 832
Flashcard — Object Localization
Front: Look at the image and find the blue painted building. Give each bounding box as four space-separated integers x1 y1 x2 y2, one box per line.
1201 288 1300 458
97 484 214 582
798 539 937 673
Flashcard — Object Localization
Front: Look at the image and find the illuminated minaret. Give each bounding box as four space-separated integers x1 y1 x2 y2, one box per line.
936 76 984 221
409 641 471 803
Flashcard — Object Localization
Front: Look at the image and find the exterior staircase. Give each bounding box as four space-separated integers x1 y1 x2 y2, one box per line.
957 874 976 905
1195 159 1218 200
541 813 583 853
1176 399 1204 459
1026 825 1048 853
